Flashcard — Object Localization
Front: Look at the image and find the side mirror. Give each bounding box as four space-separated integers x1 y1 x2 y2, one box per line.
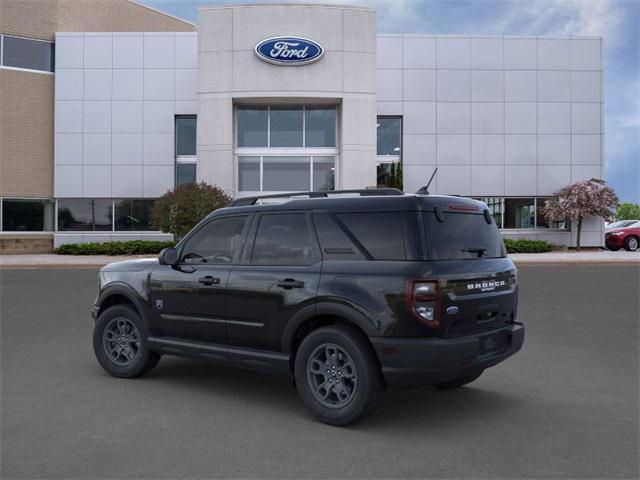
158 247 178 266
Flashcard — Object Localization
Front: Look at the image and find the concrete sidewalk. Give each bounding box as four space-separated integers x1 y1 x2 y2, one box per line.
0 251 639 268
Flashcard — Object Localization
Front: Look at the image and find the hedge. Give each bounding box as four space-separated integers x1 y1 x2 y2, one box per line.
503 238 554 254
54 240 175 256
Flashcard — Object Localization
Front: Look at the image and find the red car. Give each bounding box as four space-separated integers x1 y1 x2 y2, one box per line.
605 221 640 251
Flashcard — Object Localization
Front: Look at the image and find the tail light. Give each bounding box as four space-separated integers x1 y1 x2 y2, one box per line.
407 280 440 328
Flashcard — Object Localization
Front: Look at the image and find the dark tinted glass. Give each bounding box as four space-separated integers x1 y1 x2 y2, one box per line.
504 198 535 228
2 36 54 72
2 199 53 231
377 117 401 156
57 199 112 231
313 212 365 260
305 107 336 147
237 107 268 147
337 212 406 260
270 107 303 147
114 199 155 231
423 212 505 260
181 216 247 264
176 163 196 186
252 213 316 265
175 116 196 155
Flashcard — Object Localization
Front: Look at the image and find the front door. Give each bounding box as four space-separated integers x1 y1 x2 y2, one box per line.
148 214 250 345
226 212 321 352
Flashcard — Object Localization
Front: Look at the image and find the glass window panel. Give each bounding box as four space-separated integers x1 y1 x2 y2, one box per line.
376 161 403 189
114 199 155 231
175 116 196 155
423 212 505 260
263 156 310 191
305 107 336 147
536 197 568 229
181 215 247 264
337 212 406 260
176 163 196 187
312 157 335 191
2 36 54 72
238 156 260 191
377 117 401 156
57 199 112 231
504 198 535 229
252 213 317 265
475 197 503 228
2 199 53 231
237 107 268 147
270 107 303 147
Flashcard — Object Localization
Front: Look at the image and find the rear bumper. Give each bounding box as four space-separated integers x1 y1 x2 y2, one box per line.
370 323 524 390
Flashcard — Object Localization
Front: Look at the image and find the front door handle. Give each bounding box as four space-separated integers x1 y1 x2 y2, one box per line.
198 276 221 286
276 278 305 289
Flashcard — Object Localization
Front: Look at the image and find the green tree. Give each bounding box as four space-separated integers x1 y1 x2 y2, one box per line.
616 202 640 220
151 182 232 238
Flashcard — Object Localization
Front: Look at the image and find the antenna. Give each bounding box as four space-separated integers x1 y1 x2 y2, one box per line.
415 167 438 195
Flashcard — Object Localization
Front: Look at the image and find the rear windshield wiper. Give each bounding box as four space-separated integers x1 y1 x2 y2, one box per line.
461 247 487 258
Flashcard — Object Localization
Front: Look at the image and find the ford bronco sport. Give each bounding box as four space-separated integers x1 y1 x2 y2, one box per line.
92 189 524 426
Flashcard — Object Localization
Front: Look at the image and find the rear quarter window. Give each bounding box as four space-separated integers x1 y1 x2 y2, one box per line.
336 212 407 260
423 211 506 260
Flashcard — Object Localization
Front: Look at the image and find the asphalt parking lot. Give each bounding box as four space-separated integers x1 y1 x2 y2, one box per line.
1 265 638 479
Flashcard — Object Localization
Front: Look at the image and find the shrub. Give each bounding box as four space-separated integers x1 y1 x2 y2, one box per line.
152 182 232 238
54 240 175 256
503 238 554 254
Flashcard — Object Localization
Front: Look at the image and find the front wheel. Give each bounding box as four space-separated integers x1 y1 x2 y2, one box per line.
93 305 160 378
434 370 483 390
294 325 385 426
624 236 638 251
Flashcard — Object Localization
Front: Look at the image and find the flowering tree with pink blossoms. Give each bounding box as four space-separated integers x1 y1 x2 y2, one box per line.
542 178 619 250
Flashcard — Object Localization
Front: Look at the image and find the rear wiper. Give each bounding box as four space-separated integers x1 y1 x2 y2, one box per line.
461 247 487 258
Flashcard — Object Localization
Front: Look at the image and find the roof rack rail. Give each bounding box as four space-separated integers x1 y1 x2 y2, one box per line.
227 188 404 207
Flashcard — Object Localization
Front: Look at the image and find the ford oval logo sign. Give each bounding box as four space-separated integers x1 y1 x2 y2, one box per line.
255 37 324 66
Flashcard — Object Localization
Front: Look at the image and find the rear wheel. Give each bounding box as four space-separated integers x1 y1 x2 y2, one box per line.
294 325 385 426
93 305 160 378
624 236 638 251
434 370 483 390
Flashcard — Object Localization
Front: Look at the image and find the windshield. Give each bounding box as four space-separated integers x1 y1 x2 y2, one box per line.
607 220 637 229
423 211 506 260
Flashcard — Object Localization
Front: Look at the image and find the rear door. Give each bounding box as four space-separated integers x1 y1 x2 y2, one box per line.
226 211 322 352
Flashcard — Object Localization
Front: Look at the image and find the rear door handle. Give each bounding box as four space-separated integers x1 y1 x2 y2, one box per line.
276 278 305 289
198 276 221 286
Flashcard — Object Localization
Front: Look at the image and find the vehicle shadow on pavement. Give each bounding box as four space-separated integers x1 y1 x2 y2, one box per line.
128 356 523 430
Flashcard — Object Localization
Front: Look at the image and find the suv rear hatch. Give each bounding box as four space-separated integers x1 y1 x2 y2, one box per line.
418 204 518 340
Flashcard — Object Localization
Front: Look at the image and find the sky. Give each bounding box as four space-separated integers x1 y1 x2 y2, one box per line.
141 0 639 203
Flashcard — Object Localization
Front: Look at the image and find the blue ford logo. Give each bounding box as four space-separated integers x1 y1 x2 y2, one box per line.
255 37 324 66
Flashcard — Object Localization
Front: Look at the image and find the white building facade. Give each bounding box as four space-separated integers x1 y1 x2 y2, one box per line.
51 3 604 247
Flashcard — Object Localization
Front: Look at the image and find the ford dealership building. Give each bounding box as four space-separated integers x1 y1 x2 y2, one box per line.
0 2 605 251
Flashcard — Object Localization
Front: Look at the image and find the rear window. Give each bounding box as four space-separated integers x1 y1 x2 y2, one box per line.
423 212 506 260
337 212 406 260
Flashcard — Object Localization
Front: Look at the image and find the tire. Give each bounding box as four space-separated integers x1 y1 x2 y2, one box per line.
93 304 160 378
294 325 385 426
624 236 638 252
434 370 483 390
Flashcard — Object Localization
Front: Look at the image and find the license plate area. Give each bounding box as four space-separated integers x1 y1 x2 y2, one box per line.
479 332 508 357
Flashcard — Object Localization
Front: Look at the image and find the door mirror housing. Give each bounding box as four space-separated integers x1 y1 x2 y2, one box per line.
158 247 178 266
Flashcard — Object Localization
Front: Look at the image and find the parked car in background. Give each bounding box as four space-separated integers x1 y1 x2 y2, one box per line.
605 220 639 230
605 222 640 251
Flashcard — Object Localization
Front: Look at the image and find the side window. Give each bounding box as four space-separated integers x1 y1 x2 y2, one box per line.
180 216 247 264
251 213 317 265
313 212 365 261
337 212 406 260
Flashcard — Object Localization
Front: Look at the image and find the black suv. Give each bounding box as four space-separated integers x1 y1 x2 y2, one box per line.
92 189 524 425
